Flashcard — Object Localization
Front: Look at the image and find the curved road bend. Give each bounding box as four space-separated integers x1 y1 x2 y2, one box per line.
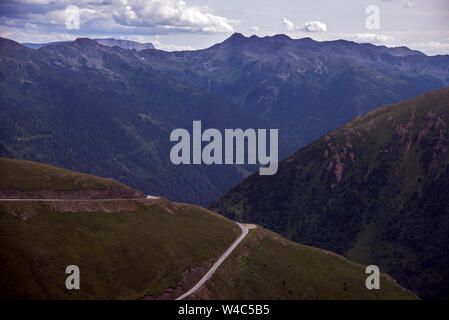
176 222 249 300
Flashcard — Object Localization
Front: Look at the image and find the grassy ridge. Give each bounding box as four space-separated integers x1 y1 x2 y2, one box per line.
192 227 416 300
0 157 138 193
0 200 239 299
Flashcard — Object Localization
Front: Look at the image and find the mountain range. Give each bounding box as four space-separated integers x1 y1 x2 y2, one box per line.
0 36 260 205
1 33 449 207
22 38 155 51
140 33 449 150
1 32 449 299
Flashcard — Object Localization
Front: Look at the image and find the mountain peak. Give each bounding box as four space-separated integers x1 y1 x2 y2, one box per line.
220 32 294 48
222 32 248 44
73 37 100 46
271 34 292 40
0 37 33 56
229 32 246 40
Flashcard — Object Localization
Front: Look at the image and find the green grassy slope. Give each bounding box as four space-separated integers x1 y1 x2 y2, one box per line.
191 227 416 300
0 199 240 299
0 157 141 196
0 158 240 299
211 87 449 299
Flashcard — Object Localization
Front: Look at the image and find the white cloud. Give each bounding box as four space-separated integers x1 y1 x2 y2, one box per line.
409 41 449 55
17 0 53 4
1 0 236 36
112 0 234 33
301 21 327 32
282 17 295 31
0 25 76 43
351 33 394 43
150 40 195 51
250 26 259 32
404 1 413 8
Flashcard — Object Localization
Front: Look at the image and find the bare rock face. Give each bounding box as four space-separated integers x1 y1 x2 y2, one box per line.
94 38 155 51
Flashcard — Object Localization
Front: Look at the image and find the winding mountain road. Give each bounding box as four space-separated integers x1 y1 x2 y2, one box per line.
175 222 249 300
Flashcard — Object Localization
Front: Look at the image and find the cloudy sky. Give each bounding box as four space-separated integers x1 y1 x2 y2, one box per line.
0 0 448 54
